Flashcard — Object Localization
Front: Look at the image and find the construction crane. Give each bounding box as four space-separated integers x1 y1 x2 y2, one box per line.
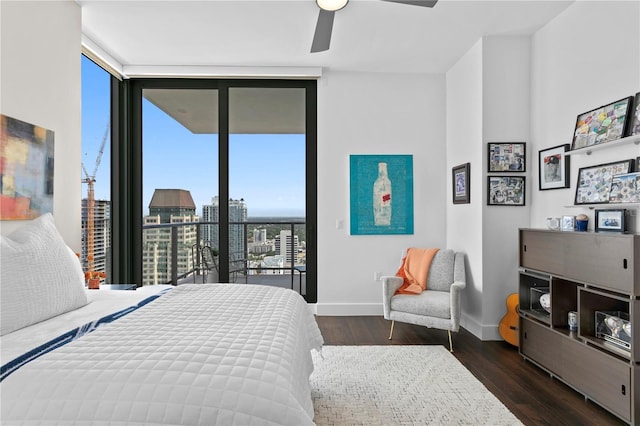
82 124 109 275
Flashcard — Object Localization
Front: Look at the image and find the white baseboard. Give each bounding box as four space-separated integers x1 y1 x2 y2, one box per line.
461 313 503 341
314 303 382 316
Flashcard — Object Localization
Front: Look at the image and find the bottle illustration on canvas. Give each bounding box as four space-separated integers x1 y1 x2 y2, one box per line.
373 162 392 226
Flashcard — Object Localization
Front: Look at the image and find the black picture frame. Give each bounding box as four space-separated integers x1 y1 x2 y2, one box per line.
487 176 525 206
595 209 627 233
538 144 570 190
452 162 470 204
629 92 640 136
574 159 635 205
571 96 634 150
488 142 526 172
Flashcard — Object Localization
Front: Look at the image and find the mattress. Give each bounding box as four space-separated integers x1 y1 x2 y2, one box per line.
1 284 324 425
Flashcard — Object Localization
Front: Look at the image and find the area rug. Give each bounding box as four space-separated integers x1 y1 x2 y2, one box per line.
310 346 523 425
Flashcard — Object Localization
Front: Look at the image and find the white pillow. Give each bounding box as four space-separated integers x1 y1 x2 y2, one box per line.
1 213 88 336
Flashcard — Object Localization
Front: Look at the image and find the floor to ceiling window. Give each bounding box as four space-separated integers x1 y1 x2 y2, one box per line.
80 55 111 286
115 78 317 302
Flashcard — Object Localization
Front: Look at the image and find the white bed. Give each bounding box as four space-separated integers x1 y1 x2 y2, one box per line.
0 214 323 425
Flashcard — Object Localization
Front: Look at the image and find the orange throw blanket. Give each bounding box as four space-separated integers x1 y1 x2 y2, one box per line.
394 248 440 295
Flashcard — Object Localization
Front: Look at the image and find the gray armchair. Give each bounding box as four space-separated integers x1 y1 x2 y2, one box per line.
382 249 466 352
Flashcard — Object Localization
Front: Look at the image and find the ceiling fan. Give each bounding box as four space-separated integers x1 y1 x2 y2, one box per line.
311 0 438 53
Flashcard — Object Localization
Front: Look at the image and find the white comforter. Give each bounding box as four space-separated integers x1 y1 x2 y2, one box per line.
1 284 324 425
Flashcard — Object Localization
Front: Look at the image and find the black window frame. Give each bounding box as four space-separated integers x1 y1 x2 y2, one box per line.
111 78 317 302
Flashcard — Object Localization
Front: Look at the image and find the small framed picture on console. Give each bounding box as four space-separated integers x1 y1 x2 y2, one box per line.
595 209 627 233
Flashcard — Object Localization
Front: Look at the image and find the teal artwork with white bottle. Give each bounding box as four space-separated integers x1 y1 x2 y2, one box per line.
349 154 413 235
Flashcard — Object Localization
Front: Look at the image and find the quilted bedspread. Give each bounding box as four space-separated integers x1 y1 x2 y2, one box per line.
1 284 324 425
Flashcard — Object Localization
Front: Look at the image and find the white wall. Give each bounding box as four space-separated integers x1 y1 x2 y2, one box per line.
316 70 447 314
446 40 484 333
530 1 640 233
0 1 82 250
446 36 531 340
481 36 531 339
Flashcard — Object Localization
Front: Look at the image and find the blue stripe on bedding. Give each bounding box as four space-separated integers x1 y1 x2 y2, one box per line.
0 287 172 382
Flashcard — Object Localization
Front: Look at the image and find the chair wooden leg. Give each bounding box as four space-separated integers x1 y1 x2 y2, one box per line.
448 330 453 353
388 320 395 340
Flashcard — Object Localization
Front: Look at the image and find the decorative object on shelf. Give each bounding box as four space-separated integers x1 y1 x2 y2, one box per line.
487 176 525 206
349 154 414 235
608 172 640 203
546 217 560 230
488 142 526 172
571 96 634 150
630 92 640 136
561 215 575 231
595 209 627 233
575 214 589 232
538 144 570 190
596 311 631 351
538 293 551 314
574 158 635 204
451 162 470 204
568 311 578 331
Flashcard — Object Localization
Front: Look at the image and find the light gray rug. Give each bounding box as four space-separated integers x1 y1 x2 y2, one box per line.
310 346 523 425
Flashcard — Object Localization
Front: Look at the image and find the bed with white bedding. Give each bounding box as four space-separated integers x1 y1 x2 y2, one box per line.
0 214 323 425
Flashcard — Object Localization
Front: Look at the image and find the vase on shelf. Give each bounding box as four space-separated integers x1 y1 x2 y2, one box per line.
87 278 100 290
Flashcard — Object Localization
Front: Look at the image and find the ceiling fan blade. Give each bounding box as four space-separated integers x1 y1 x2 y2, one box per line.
381 0 438 7
311 9 335 53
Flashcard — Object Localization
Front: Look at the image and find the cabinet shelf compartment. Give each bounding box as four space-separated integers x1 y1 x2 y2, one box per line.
579 287 630 359
519 270 551 324
551 278 580 330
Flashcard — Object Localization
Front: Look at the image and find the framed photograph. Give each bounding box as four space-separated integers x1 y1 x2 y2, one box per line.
487 176 525 206
571 96 634 150
452 163 470 204
595 209 627 233
574 159 635 205
629 92 640 136
538 144 570 190
561 215 575 231
488 142 526 172
349 154 414 235
608 172 640 203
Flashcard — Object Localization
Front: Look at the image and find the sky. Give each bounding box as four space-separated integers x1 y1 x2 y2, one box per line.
81 56 306 217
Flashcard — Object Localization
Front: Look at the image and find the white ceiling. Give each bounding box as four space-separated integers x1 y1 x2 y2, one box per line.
78 0 574 76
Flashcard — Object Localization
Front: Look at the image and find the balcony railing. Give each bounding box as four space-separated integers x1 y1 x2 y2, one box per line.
142 220 306 294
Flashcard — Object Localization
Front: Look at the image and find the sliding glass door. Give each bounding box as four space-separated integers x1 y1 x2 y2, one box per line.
114 78 317 302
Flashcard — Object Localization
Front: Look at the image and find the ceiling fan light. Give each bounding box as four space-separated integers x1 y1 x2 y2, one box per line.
316 0 348 12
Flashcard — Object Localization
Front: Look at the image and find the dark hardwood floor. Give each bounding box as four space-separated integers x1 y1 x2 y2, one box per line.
316 316 627 426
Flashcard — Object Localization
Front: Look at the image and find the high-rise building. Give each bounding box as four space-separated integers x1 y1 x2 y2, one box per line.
142 189 198 285
202 196 247 259
81 198 110 282
274 230 298 264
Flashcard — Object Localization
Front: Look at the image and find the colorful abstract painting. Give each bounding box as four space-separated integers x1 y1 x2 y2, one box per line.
0 114 54 220
349 154 413 235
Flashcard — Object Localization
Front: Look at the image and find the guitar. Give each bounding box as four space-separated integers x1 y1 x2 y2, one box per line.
499 293 519 347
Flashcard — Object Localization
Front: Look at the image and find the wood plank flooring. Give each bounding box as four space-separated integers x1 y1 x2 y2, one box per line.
316 316 627 425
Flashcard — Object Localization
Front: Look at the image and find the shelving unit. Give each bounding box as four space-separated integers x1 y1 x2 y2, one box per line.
518 228 640 424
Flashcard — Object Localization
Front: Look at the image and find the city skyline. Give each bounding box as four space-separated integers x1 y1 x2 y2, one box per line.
81 56 306 218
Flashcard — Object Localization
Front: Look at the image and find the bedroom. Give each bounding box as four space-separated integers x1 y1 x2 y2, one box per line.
1 0 639 424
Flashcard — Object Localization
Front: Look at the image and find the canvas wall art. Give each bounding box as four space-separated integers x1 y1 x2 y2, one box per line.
0 114 55 220
349 154 413 235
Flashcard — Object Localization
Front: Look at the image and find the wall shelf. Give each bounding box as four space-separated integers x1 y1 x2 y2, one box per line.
565 134 640 156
